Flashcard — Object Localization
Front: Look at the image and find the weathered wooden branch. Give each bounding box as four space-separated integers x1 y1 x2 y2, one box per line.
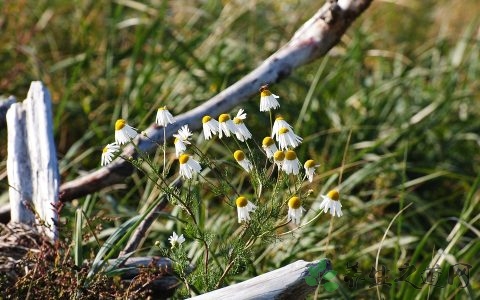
58 0 373 202
190 259 332 300
6 82 59 241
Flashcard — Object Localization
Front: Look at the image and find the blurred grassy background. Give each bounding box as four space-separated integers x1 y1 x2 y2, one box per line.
1 0 479 298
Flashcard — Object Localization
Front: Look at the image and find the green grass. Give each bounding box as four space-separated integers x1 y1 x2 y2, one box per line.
1 0 479 299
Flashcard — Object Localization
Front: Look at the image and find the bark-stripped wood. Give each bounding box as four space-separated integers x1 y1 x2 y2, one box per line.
189 259 332 300
6 103 35 225
6 81 59 241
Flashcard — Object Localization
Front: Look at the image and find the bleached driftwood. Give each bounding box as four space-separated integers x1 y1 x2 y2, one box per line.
58 0 373 202
190 259 332 300
6 103 34 225
6 81 59 241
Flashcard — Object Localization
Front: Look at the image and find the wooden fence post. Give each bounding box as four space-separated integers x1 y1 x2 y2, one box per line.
6 103 34 225
6 81 59 241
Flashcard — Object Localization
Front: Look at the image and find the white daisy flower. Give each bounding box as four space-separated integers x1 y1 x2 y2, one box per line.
174 138 187 157
271 116 294 139
234 150 253 172
218 113 236 138
273 150 285 168
282 150 301 175
287 196 305 225
259 85 280 112
202 115 219 140
101 142 120 166
173 124 193 142
262 137 278 159
168 231 185 249
304 159 320 183
173 125 192 157
156 106 176 127
235 196 257 223
115 119 138 145
178 154 202 179
233 109 252 142
319 189 343 217
276 127 303 150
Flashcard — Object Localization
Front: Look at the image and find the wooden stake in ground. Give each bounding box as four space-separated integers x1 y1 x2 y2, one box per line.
6 81 59 241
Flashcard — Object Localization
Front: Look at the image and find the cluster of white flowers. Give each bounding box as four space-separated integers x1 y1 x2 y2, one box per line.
202 108 253 142
100 85 344 245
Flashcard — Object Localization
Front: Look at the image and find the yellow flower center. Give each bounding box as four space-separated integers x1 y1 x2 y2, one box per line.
158 106 167 111
273 150 285 161
174 137 180 144
236 196 248 208
218 114 230 123
233 150 245 161
202 115 212 123
233 118 243 124
278 127 289 135
260 90 272 97
275 116 284 121
115 119 126 131
285 150 297 161
262 137 274 146
179 154 190 164
327 189 340 201
288 196 301 209
304 159 316 168
102 146 108 153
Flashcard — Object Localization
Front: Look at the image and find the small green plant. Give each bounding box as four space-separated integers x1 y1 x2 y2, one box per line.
305 259 339 292
94 85 346 296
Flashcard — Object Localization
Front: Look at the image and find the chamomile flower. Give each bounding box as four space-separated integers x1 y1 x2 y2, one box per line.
273 150 285 168
101 142 120 166
287 196 305 225
174 138 187 157
234 150 253 172
259 85 280 112
172 125 192 157
271 116 294 139
277 127 303 150
115 119 138 145
319 189 343 217
304 159 320 183
202 115 219 140
218 113 236 138
168 231 185 249
233 109 252 142
235 196 257 223
178 154 202 179
174 124 193 141
262 137 278 159
282 150 301 175
156 106 176 127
